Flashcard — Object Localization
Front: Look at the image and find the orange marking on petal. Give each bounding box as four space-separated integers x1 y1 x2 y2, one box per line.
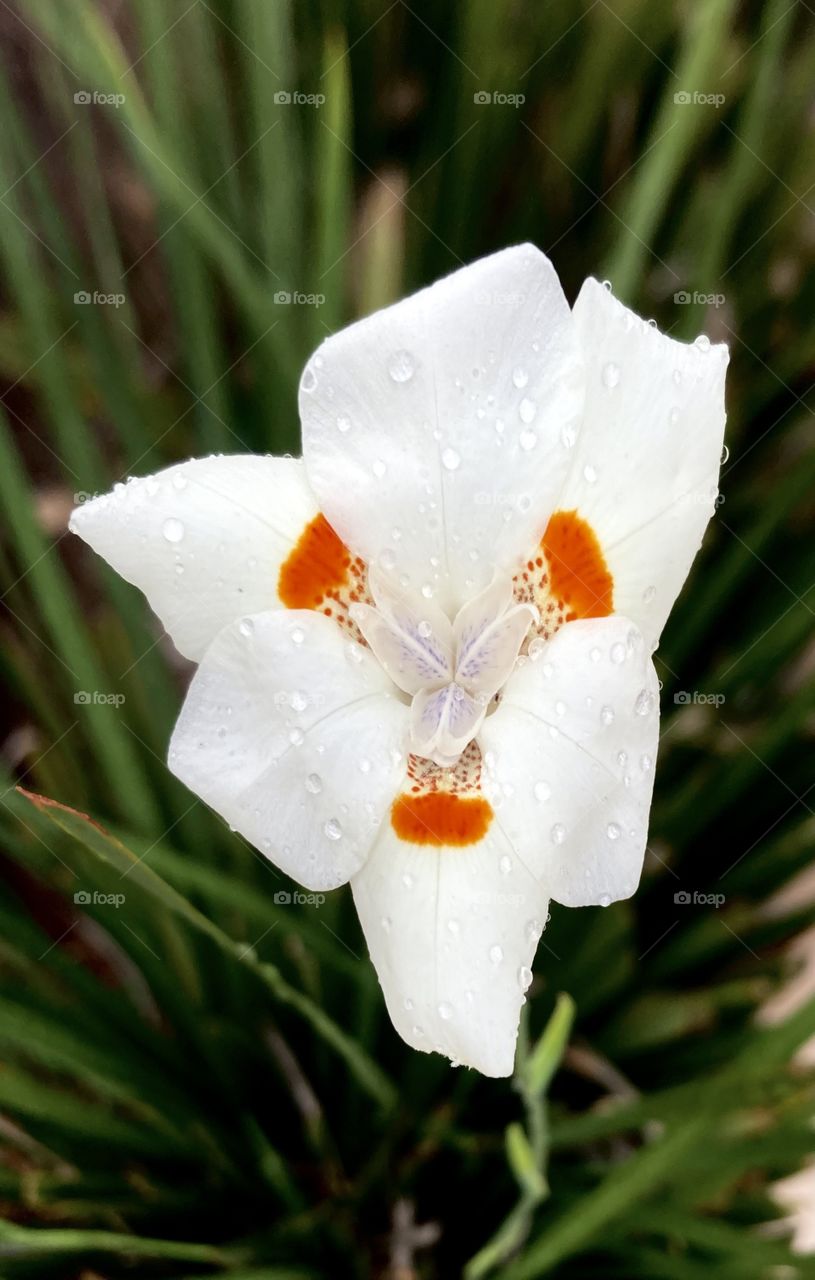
278 513 352 610
541 510 613 619
391 792 493 847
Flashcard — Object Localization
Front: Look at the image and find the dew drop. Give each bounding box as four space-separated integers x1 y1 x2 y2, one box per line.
601 705 615 726
528 637 546 661
305 772 322 795
290 626 305 645
289 728 304 746
381 915 392 932
518 965 533 991
301 367 317 392
534 780 551 804
550 823 566 845
519 429 538 451
438 1002 453 1020
489 944 504 965
442 447 461 471
372 459 387 478
583 463 598 484
447 918 460 935
635 689 655 716
499 854 512 876
599 894 612 908
512 366 529 388
388 349 415 382
238 618 254 638
526 918 543 943
642 585 656 604
324 818 343 841
172 474 188 490
694 334 711 352
606 822 621 841
602 361 620 389
519 397 537 424
290 690 308 712
611 642 626 664
162 517 185 543
336 415 351 433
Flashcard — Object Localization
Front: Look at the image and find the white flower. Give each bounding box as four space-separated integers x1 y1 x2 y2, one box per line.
70 244 728 1077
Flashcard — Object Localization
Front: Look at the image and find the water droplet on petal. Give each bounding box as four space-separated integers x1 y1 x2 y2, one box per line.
606 822 621 841
694 334 711 352
534 780 551 804
238 618 254 638
305 772 322 794
611 642 626 664
518 965 533 991
599 893 611 908
519 398 537 424
489 944 504 965
512 366 528 388
519 429 538 451
336 415 351 433
324 818 343 841
442 447 461 471
600 705 615 726
372 459 387 478
550 823 566 844
602 361 620 389
438 1002 453 1020
388 349 415 382
162 517 185 543
635 689 655 716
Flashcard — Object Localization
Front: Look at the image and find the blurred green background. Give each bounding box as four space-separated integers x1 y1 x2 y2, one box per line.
1 0 815 1276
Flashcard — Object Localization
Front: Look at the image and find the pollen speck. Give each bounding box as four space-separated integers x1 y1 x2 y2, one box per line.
391 792 493 846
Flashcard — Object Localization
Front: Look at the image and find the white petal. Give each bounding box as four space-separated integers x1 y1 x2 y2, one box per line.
409 683 486 768
478 615 660 907
454 577 536 699
300 244 584 614
351 573 453 695
352 816 549 1076
559 280 728 648
168 610 409 889
70 456 320 661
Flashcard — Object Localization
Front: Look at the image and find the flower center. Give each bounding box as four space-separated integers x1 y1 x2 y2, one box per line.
351 573 537 768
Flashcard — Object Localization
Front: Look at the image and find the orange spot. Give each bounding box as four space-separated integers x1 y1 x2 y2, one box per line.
542 510 613 619
278 514 351 610
391 792 493 847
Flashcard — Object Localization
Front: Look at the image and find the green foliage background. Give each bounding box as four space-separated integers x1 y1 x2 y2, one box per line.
0 0 814 1276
